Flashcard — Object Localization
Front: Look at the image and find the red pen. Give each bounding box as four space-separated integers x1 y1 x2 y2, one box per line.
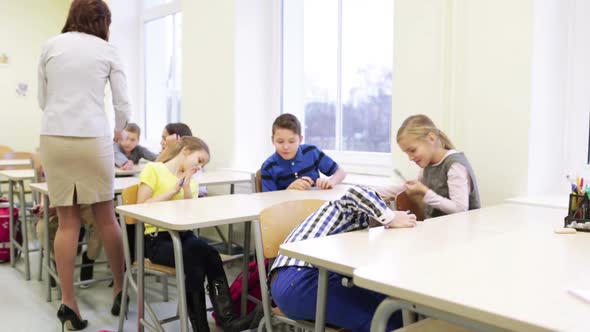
580 178 584 193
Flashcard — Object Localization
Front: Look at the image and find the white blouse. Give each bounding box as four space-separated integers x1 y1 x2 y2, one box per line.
38 32 131 137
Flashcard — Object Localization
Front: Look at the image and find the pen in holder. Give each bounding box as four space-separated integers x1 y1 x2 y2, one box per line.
564 192 590 232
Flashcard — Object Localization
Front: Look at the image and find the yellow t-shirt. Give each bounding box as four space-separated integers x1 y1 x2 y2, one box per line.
139 162 199 235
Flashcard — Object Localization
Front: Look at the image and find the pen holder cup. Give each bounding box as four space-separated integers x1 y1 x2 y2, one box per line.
564 192 590 232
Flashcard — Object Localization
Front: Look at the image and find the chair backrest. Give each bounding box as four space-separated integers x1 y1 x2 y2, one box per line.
121 184 139 225
0 151 34 170
0 145 13 155
258 199 325 259
395 191 425 221
255 169 262 193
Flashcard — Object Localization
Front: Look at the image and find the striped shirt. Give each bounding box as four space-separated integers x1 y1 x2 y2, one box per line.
261 144 339 192
270 186 395 272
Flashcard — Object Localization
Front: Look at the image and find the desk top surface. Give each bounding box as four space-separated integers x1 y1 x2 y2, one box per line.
116 185 352 230
354 225 590 332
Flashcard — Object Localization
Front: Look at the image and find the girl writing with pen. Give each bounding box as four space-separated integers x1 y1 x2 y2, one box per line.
377 114 481 219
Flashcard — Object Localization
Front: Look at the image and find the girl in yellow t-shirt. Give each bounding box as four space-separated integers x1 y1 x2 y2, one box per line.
137 136 256 332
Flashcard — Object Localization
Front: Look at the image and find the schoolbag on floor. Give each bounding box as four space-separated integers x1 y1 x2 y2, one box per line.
213 259 268 324
0 197 21 262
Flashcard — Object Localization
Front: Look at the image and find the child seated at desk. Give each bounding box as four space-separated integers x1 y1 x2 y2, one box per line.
377 114 480 219
137 136 257 332
270 186 416 332
114 123 157 170
260 113 346 192
159 122 208 197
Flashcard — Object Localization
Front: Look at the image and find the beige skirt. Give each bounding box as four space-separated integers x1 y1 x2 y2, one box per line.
39 135 114 207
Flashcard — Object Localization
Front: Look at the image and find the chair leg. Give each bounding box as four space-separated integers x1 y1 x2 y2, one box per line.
117 269 130 332
162 275 169 302
38 247 44 281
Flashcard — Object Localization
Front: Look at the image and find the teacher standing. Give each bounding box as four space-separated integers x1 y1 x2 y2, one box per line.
38 0 128 330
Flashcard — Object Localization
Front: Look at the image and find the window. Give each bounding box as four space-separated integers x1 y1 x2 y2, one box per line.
141 1 182 143
282 0 393 154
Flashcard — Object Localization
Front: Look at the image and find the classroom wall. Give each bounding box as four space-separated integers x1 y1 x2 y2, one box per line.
393 0 534 206
182 0 278 172
0 0 139 154
0 0 70 153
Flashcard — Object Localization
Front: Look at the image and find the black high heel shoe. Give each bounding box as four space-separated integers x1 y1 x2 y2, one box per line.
111 291 130 317
57 304 88 332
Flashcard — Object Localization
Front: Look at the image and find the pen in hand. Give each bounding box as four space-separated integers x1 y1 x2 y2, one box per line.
394 169 407 182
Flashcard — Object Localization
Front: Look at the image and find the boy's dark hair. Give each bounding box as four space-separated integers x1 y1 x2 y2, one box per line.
124 123 141 137
62 0 111 42
272 113 301 136
165 123 193 137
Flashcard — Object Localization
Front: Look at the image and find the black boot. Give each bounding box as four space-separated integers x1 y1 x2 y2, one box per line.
207 278 256 332
187 289 210 332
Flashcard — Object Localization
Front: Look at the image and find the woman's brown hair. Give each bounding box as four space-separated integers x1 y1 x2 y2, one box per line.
62 0 112 41
157 136 210 164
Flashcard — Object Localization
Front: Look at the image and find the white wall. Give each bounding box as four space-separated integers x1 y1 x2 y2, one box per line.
234 0 281 171
182 0 278 171
394 0 534 206
528 0 569 196
182 0 236 170
0 0 139 153
107 0 141 126
0 0 70 152
450 0 534 205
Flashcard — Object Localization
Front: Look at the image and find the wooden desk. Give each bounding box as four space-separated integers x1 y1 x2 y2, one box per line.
116 185 350 332
30 176 139 301
0 169 37 280
279 204 572 331
355 225 590 331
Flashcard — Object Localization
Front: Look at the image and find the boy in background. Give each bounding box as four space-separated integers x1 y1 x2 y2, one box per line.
261 113 346 191
114 123 158 170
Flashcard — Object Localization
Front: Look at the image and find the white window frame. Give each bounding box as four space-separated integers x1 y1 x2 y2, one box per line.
139 0 182 149
280 0 393 176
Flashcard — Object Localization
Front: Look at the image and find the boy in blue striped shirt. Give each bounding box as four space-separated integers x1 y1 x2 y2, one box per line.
260 113 346 191
270 186 417 332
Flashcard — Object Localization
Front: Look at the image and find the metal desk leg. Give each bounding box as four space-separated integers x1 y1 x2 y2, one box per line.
314 267 328 331
43 194 52 302
136 222 144 332
8 179 14 267
370 298 402 332
18 180 30 280
170 231 189 332
227 183 235 255
240 221 251 317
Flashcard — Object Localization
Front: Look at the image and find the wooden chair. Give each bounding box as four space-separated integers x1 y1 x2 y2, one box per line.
116 184 179 332
0 151 34 170
117 184 233 331
253 199 350 332
395 191 425 221
0 145 13 155
255 169 262 193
